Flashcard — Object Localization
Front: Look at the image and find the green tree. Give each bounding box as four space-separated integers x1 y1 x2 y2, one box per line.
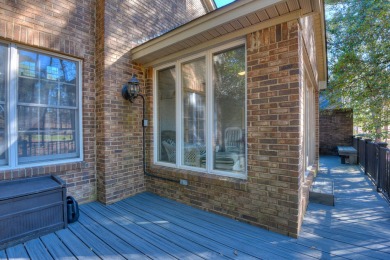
325 0 390 141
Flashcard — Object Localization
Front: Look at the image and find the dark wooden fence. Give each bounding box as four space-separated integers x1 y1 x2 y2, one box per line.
353 137 390 201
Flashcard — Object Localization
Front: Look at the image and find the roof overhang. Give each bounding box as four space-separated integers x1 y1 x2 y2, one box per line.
132 0 327 82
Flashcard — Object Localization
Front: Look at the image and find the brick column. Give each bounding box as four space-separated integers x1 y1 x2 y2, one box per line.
95 0 207 204
246 21 302 237
95 1 145 204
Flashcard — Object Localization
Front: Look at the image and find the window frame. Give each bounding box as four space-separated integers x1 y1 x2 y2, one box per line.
0 40 83 170
153 39 247 179
303 64 316 171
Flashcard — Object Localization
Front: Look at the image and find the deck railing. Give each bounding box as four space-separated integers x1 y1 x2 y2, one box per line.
353 137 390 201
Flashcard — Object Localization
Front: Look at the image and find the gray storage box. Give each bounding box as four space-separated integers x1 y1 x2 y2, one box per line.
0 175 67 250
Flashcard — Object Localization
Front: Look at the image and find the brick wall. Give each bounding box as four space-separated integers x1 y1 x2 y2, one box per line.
0 0 207 204
96 0 207 204
320 109 353 155
146 21 305 237
0 0 97 203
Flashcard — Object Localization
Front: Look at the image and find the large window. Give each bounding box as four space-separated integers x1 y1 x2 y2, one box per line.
0 42 82 168
155 41 246 178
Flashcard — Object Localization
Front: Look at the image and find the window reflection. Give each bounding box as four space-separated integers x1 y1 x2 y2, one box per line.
212 46 246 173
155 43 246 176
158 67 176 163
0 44 7 161
182 58 206 168
17 49 78 160
19 50 77 83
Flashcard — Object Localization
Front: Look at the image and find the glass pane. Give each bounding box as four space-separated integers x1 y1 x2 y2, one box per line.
40 55 66 81
19 50 38 78
18 131 38 158
18 106 40 131
41 82 59 105
19 49 78 83
157 67 176 163
0 44 7 161
0 108 5 160
38 54 55 80
59 109 75 131
60 84 76 107
59 109 76 154
182 57 206 168
0 44 7 102
18 78 40 104
41 108 58 130
62 60 77 84
18 107 76 158
18 131 62 157
213 46 246 173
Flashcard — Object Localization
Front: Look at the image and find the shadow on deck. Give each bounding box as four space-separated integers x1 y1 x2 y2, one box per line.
1 156 390 259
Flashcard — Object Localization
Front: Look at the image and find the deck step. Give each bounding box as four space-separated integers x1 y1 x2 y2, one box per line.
309 178 335 206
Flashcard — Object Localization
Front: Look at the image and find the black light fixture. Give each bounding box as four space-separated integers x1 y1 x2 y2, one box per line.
122 74 140 102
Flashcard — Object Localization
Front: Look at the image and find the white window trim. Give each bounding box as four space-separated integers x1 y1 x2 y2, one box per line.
153 39 247 179
303 65 316 171
0 40 83 170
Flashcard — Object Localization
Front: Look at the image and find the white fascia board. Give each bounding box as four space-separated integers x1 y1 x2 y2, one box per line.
319 0 328 83
132 0 283 60
313 0 327 83
202 0 216 12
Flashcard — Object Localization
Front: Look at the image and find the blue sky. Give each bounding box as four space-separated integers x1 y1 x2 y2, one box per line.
214 0 236 8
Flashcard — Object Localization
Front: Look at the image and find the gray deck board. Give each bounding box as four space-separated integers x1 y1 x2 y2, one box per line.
76 213 146 259
67 220 125 260
2 156 390 259
40 233 76 260
81 204 175 260
125 198 264 259
134 193 383 260
114 200 244 259
55 228 99 260
136 195 335 259
107 202 227 259
136 193 332 259
128 194 314 259
5 244 29 259
24 238 53 260
88 202 203 260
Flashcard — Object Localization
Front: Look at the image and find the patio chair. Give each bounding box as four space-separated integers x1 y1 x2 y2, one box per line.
224 127 242 153
184 144 206 167
162 139 176 163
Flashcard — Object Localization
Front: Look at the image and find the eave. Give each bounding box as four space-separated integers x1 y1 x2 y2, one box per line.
132 0 327 82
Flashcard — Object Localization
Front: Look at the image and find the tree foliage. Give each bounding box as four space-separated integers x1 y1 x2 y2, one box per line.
325 0 390 140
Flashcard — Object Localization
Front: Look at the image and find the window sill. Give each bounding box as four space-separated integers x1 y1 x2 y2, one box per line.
149 163 248 191
0 158 86 172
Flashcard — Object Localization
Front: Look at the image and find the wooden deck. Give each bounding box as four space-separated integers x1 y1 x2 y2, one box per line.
1 156 390 259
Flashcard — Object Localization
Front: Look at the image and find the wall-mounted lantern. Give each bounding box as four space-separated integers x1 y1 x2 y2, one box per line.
122 74 140 103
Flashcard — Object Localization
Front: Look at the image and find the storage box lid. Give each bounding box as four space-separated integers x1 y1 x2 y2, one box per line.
0 175 65 201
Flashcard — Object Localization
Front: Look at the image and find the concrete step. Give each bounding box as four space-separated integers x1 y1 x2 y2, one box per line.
309 178 335 206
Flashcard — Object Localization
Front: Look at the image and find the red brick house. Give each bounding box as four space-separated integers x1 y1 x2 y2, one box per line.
0 0 326 237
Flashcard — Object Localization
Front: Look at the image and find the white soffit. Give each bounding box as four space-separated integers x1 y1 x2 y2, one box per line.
132 0 323 67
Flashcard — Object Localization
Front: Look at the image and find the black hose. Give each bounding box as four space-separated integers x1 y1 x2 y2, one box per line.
138 94 180 184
